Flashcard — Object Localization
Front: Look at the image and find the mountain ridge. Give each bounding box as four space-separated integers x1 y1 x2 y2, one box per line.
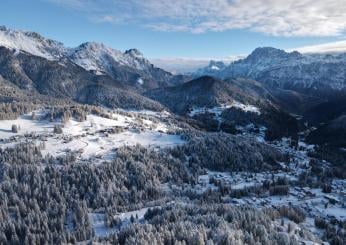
0 45 164 111
195 47 346 93
0 25 186 89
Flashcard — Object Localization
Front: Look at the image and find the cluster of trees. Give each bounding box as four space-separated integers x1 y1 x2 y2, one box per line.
0 102 36 120
221 108 260 127
0 143 198 244
0 133 293 244
267 177 290 196
0 86 114 122
220 106 299 141
97 203 316 244
315 217 346 245
0 79 86 121
78 84 165 112
198 173 291 200
309 146 346 179
44 104 110 123
278 206 306 224
172 131 286 172
53 125 63 134
11 124 19 133
0 123 334 244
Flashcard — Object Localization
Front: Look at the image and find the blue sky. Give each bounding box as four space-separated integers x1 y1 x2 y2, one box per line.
1 0 345 59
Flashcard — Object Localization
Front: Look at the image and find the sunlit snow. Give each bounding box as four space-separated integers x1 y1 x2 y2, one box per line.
0 110 185 162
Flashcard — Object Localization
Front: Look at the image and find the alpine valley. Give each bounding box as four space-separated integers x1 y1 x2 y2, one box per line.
0 26 345 245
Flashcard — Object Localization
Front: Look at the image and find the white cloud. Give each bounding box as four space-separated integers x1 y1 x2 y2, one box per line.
45 0 346 37
289 40 346 53
150 57 213 74
45 0 85 8
150 56 243 74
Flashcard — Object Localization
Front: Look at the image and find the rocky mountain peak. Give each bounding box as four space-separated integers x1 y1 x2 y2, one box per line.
208 60 226 70
246 47 302 62
0 26 67 60
124 48 144 58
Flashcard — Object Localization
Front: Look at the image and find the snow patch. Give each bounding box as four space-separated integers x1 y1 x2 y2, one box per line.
137 78 144 85
210 65 220 70
188 101 261 118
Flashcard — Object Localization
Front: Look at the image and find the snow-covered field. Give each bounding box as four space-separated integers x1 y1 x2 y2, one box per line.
0 111 54 139
188 101 261 118
40 130 184 160
0 110 185 162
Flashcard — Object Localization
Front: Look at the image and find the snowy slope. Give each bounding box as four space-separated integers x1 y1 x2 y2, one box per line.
67 42 124 73
0 26 67 60
0 26 165 82
0 110 185 162
68 42 152 73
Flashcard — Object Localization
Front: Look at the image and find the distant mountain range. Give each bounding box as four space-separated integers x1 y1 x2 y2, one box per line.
0 26 186 90
195 47 346 94
1 25 346 146
191 48 346 146
150 56 242 74
0 45 164 111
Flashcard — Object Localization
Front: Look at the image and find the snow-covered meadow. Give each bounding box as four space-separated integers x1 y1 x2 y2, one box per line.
0 109 185 163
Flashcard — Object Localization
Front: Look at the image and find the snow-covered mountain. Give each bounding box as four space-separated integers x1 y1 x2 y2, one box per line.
67 42 180 88
0 26 151 70
0 26 183 89
0 26 67 60
195 47 346 92
68 43 153 74
194 60 227 77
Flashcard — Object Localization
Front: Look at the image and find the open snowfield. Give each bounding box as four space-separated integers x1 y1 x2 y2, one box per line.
0 111 136 139
40 130 184 160
0 111 53 139
0 110 185 162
